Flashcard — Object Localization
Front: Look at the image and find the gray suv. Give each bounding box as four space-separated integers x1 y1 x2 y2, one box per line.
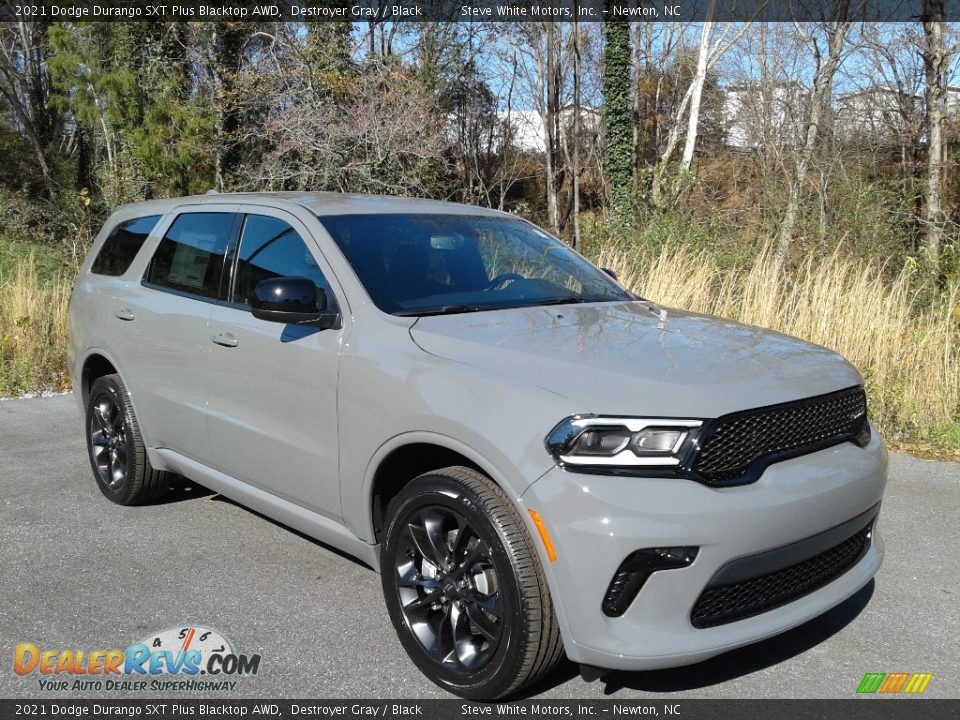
69 192 887 698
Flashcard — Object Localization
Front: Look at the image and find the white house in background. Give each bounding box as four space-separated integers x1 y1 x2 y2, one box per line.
497 110 545 152
723 81 808 150
835 85 960 144
445 107 600 156
835 87 921 141
496 106 602 154
945 86 960 120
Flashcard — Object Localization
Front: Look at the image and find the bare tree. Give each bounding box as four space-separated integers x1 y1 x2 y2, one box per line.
776 5 857 256
504 21 570 232
650 16 750 202
544 21 565 232
247 62 448 197
848 25 925 176
571 14 583 250
0 22 58 190
447 56 528 209
631 21 685 180
920 0 953 261
680 11 752 172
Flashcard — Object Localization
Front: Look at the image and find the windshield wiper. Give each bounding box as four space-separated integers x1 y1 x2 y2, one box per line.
395 305 487 317
527 297 590 307
398 297 597 317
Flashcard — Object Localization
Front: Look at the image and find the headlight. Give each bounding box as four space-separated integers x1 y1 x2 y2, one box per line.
545 416 702 469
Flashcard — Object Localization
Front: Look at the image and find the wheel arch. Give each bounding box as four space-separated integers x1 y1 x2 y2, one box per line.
79 350 122 407
78 350 156 453
362 432 521 545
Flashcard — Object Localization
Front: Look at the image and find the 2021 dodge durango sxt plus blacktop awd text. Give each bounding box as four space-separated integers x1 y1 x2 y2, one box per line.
69 192 887 698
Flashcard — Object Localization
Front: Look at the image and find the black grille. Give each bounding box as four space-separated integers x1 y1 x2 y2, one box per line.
693 387 867 484
690 522 872 629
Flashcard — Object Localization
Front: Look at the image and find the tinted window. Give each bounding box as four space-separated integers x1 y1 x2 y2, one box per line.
145 213 235 300
91 215 161 276
318 214 630 315
233 215 330 307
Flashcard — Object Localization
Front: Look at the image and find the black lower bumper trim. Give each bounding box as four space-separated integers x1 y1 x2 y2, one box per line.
690 504 879 629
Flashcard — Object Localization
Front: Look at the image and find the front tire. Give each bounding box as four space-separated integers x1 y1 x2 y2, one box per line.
381 466 563 699
85 374 168 505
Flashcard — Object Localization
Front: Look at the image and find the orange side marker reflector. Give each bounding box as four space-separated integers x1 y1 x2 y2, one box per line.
528 509 557 564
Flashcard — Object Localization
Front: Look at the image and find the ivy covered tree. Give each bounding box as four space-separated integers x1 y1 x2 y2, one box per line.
603 16 633 225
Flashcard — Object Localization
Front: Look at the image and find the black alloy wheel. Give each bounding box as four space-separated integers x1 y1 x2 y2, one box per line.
394 504 504 671
89 391 129 492
85 374 169 505
381 466 563 699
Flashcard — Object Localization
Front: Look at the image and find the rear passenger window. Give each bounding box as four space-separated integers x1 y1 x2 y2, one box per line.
145 213 235 300
233 215 331 307
90 215 161 276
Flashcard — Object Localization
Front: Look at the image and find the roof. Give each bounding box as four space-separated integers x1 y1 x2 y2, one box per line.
724 80 806 92
837 87 921 101
109 191 510 220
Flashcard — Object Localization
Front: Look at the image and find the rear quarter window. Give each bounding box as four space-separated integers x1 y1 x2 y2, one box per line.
90 215 162 276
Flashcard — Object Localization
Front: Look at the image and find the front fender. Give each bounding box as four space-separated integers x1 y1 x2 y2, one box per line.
353 429 538 544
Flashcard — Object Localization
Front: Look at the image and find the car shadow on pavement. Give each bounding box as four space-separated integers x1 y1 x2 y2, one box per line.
602 580 875 694
524 580 875 698
143 475 214 504
207 492 377 571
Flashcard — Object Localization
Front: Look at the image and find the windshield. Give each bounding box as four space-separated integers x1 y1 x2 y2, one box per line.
318 213 632 316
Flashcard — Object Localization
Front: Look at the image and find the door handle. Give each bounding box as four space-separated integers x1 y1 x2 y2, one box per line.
211 332 239 348
114 308 135 321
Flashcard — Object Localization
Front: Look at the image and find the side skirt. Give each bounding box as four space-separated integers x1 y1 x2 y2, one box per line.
153 448 380 571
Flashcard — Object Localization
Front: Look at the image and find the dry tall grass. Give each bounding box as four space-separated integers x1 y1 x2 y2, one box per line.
0 254 71 396
1 247 957 453
598 243 960 446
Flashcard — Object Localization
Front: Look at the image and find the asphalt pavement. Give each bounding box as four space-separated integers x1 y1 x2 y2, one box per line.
1 394 957 699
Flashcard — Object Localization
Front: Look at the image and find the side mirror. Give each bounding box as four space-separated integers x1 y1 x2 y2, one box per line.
250 277 338 330
602 267 618 281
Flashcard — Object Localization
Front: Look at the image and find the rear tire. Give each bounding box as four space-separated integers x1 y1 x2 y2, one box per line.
380 466 563 699
85 374 168 505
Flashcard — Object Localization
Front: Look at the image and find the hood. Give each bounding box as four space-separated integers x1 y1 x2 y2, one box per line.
409 301 862 418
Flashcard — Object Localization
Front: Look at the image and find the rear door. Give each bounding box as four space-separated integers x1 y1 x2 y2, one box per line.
205 208 344 518
116 206 240 460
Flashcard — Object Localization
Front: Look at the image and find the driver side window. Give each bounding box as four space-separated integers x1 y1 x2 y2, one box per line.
232 215 332 308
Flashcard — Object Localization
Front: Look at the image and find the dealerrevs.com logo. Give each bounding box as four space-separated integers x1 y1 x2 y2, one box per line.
13 625 261 692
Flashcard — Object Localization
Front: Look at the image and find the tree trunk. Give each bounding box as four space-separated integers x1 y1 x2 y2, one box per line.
603 14 632 223
572 16 582 251
680 22 714 172
922 0 946 261
0 22 56 191
213 23 247 192
630 23 647 188
544 21 563 233
777 12 851 256
659 9 748 200
651 83 693 200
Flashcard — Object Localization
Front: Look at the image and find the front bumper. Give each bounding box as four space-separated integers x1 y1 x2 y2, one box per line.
520 430 888 671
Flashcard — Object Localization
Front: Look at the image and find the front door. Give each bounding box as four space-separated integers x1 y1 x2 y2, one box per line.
205 209 343 518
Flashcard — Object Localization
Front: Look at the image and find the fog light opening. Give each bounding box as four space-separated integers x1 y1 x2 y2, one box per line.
602 546 699 617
